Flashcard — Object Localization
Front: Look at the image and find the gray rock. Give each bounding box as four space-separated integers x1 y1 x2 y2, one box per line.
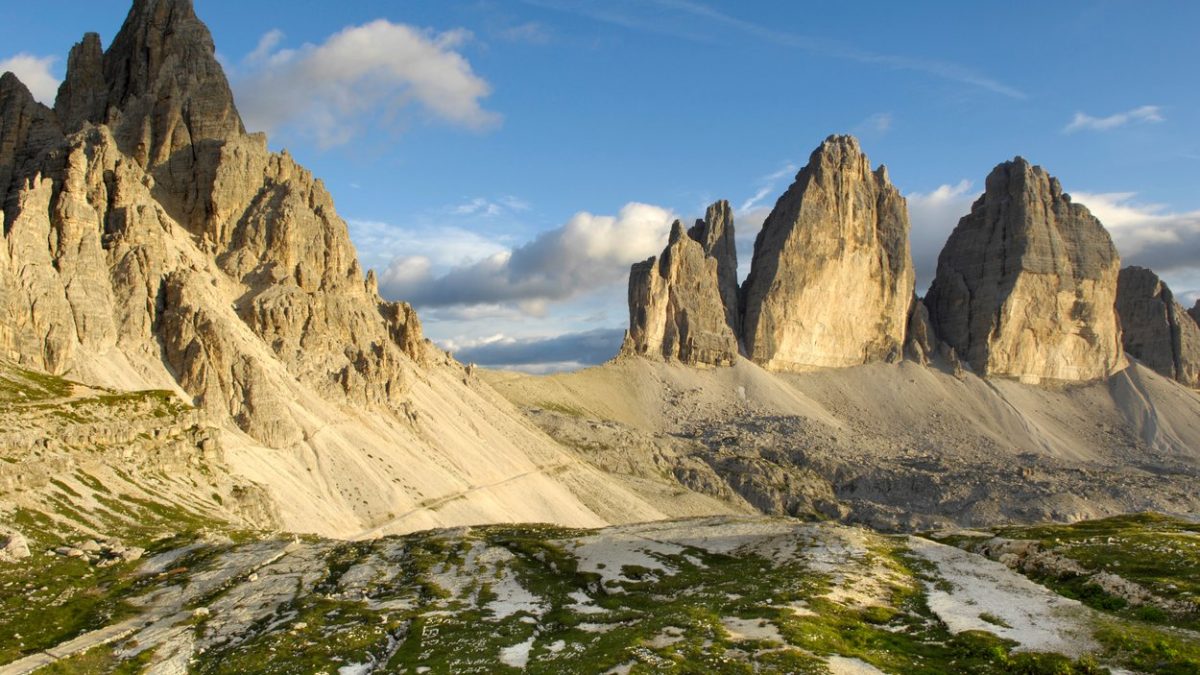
1116 266 1200 387
0 529 31 562
625 204 740 367
740 135 915 371
926 158 1124 383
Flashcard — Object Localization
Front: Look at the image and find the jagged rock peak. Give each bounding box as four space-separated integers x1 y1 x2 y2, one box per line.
1116 266 1200 387
687 199 740 336
1191 300 1200 327
54 33 106 130
926 157 1124 383
624 202 740 367
57 0 244 160
740 134 915 371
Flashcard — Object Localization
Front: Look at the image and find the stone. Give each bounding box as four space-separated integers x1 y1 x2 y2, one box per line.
624 204 740 366
905 297 937 365
1116 266 1200 387
0 72 63 207
1190 300 1200 327
925 158 1124 383
740 135 915 371
0 529 31 562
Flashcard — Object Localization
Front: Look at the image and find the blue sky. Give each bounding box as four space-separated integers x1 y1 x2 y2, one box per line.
3 0 1199 370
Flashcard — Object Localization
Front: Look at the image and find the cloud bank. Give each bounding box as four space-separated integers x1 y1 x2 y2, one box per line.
449 328 625 372
379 202 676 312
1072 192 1200 276
0 53 59 105
233 21 498 146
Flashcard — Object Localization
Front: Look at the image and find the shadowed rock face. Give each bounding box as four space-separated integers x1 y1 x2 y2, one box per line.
925 158 1124 383
1116 266 1200 388
625 205 740 367
740 135 915 371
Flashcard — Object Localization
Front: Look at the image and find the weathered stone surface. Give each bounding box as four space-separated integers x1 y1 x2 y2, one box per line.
926 158 1124 383
1116 266 1200 387
54 33 107 131
1190 300 1200 327
740 135 915 371
626 214 739 366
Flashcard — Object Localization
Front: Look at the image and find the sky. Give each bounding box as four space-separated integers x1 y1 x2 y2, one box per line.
2 0 1199 372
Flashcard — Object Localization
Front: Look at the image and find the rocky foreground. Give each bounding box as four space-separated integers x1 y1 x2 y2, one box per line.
1 513 1197 674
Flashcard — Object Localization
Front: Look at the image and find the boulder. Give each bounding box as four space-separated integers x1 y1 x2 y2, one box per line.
740 135 915 371
1116 266 1200 387
925 158 1124 383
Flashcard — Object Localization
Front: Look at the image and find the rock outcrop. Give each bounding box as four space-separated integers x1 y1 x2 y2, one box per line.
625 203 740 366
1190 300 1200 327
1116 266 1200 387
740 135 915 371
925 158 1124 383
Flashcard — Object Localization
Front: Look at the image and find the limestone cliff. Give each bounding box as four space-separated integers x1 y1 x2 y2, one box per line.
1116 266 1200 387
740 135 915 371
625 203 739 366
0 0 665 536
925 158 1124 383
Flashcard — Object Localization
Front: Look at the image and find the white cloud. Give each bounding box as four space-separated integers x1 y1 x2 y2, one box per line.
1063 105 1163 133
348 219 510 274
906 180 978 294
378 202 676 310
233 21 499 147
1072 192 1200 276
0 53 59 105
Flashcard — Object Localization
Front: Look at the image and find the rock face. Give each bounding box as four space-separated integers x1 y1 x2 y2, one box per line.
925 158 1124 383
1190 300 1200 327
740 135 915 371
625 203 740 366
1116 266 1200 387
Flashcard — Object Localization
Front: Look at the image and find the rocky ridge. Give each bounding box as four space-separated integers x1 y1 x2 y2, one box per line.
1116 266 1200 387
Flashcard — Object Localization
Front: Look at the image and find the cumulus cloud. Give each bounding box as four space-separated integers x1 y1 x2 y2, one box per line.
1063 105 1163 133
233 21 498 146
906 180 978 293
0 53 59 104
1072 192 1200 276
379 202 676 310
445 328 625 372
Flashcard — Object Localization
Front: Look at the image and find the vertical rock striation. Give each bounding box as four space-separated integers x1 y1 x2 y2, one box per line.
925 158 1124 383
740 135 915 371
1116 266 1200 387
625 202 740 366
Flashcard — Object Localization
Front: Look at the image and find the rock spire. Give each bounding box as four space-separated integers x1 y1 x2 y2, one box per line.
740 135 915 371
925 158 1124 382
1116 266 1200 387
624 203 740 366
